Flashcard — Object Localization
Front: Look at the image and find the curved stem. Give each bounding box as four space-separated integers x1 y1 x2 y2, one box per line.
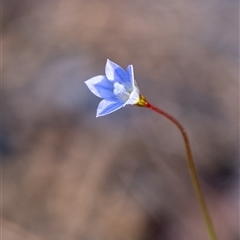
144 101 217 240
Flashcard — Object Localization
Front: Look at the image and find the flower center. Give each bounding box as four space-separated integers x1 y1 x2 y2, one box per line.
113 82 130 101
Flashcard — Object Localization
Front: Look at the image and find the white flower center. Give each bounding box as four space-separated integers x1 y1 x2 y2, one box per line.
113 82 130 101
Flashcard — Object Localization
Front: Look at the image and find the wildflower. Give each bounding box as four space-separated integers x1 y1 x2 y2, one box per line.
84 59 218 240
85 59 142 117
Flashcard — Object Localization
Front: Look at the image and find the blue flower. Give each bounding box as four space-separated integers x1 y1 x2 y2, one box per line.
85 59 141 117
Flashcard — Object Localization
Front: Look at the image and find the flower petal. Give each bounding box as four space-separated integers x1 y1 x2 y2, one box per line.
105 59 132 88
126 65 134 88
97 99 124 117
85 75 114 98
124 86 140 105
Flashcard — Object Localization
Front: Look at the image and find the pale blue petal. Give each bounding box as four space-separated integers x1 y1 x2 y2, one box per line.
85 75 114 98
124 86 140 105
105 59 131 88
96 99 124 117
126 65 134 88
105 59 116 81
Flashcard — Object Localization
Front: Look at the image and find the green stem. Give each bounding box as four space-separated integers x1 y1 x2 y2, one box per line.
143 100 217 240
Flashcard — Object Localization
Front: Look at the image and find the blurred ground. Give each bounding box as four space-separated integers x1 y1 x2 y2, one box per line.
2 0 239 240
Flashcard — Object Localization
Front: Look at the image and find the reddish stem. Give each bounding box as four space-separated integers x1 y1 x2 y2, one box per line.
145 101 217 240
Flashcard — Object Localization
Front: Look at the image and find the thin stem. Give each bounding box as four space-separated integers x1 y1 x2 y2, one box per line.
144 101 217 240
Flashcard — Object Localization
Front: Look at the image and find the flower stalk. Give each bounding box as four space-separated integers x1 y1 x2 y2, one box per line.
85 59 217 240
140 98 217 240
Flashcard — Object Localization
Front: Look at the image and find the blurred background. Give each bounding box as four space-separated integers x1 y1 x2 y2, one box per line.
2 0 239 239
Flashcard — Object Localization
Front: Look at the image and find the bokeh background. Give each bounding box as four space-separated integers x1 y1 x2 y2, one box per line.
2 0 239 239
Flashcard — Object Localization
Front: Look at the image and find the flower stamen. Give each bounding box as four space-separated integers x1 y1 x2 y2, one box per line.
113 82 130 101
